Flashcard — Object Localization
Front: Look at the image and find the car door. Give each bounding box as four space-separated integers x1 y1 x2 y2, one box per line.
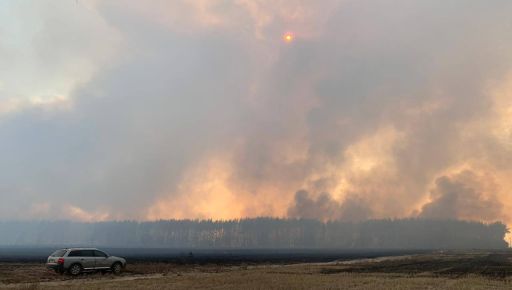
67 250 93 269
80 250 96 269
93 250 110 269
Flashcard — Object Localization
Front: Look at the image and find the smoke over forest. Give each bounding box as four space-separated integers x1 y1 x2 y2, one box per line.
2 1 512 244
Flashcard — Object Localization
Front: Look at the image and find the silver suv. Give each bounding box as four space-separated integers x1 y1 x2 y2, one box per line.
46 248 126 276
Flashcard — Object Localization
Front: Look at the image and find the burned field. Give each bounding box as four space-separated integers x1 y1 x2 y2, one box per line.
1 250 512 289
320 251 512 278
0 248 426 284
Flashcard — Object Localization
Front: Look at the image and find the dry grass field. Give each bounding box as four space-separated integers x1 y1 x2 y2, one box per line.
1 251 512 289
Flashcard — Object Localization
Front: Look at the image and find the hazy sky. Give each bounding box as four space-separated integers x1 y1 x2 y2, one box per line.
1 1 512 227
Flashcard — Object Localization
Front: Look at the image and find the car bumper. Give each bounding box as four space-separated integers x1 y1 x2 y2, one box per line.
46 263 63 271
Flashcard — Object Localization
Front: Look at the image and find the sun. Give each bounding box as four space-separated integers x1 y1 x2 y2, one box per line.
283 32 294 43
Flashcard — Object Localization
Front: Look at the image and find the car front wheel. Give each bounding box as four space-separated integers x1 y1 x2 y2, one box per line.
111 263 122 275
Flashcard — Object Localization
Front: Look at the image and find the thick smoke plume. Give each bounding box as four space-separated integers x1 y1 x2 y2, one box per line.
288 191 371 222
1 0 512 233
419 170 503 221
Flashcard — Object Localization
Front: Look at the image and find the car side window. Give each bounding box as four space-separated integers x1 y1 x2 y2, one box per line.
68 250 82 257
94 250 108 258
81 250 95 257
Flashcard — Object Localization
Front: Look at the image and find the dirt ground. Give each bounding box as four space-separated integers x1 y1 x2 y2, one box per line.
1 251 512 289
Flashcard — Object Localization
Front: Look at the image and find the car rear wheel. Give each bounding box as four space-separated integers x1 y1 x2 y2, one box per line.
68 264 82 276
111 262 122 275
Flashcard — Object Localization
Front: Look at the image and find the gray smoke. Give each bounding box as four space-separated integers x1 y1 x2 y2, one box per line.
1 1 512 225
288 190 372 222
419 170 503 221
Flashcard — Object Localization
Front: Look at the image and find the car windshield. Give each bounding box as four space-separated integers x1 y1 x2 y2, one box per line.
50 249 67 257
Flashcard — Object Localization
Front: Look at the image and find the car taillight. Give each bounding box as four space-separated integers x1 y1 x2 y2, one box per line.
57 258 65 264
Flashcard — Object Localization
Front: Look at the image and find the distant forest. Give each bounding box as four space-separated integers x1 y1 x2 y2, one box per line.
0 218 508 249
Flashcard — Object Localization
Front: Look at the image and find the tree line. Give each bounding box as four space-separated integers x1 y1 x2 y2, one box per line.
0 218 507 249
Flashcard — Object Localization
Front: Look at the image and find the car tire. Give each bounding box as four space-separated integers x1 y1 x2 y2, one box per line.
111 262 122 275
68 263 82 276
